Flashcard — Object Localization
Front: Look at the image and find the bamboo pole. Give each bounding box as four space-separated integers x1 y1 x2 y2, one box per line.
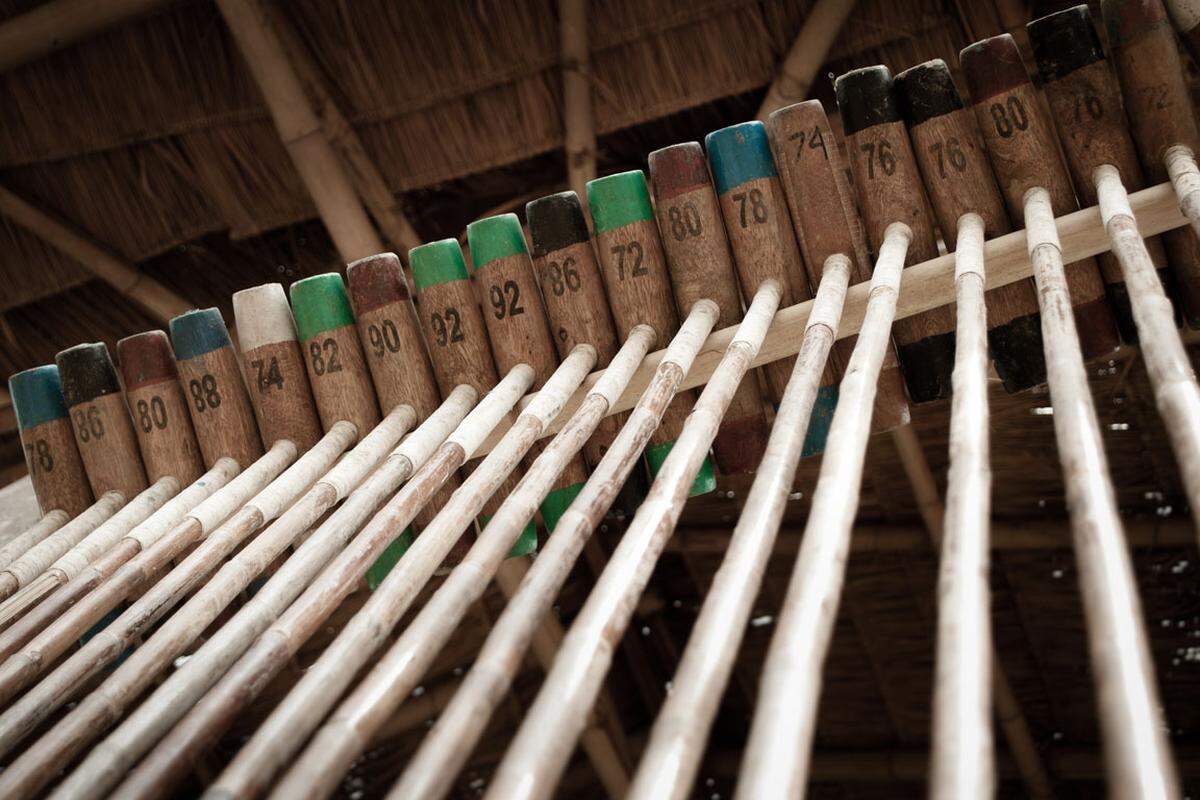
0 477 177 618
485 288 772 800
627 259 849 800
92 388 474 800
1167 146 1200 243
216 0 383 262
112 373 521 798
0 509 68 573
559 0 595 201
735 223 912 799
30 408 415 800
263 2 422 256
0 185 192 325
390 303 722 800
1096 164 1200 533
930 213 994 800
213 350 594 798
0 0 176 73
0 429 351 779
276 334 653 799
0 491 124 602
0 444 291 710
471 179 1189 457
1023 186 1179 799
755 0 858 119
0 459 240 661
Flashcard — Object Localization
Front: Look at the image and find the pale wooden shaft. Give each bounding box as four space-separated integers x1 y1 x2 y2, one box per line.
1024 186 1179 800
92 390 475 800
628 258 850 800
931 213 994 800
42 410 414 800
1097 164 1200 533
755 0 858 119
0 460 239 660
1167 146 1200 242
0 509 68 573
735 224 912 800
559 0 595 200
0 445 291 713
390 311 715 800
0 492 121 601
475 181 1189 456
214 354 588 798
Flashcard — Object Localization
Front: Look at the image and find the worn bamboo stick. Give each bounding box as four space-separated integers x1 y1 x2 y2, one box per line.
1166 145 1200 239
211 351 592 798
93 388 474 800
627 258 850 800
112 374 519 798
734 223 911 799
930 213 994 800
0 444 289 709
390 302 722 800
33 408 415 800
486 287 774 800
277 333 653 799
1023 186 1179 798
0 460 239 659
0 510 68 572
1095 166 1200 533
0 477 177 622
0 491 123 603
559 0 595 201
0 430 350 779
755 0 858 119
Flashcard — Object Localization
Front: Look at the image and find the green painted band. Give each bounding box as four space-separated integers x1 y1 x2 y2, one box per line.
644 441 717 497
479 514 539 558
411 239 469 291
366 526 415 590
539 482 584 533
801 384 839 458
467 213 528 272
290 273 355 342
586 170 654 234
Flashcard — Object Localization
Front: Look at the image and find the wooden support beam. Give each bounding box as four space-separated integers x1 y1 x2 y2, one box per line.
559 0 596 201
665 517 1197 555
216 0 384 263
476 179 1189 456
263 2 422 258
755 0 858 120
0 185 192 325
0 0 176 74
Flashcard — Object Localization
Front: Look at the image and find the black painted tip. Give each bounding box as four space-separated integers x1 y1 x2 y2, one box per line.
1028 6 1105 84
988 312 1048 393
895 59 964 127
56 342 121 408
895 330 956 403
526 191 590 257
834 65 899 136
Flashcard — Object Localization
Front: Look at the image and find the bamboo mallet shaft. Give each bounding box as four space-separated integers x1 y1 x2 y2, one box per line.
1096 164 1200 533
278 333 651 798
930 213 994 800
99 388 475 800
0 510 67 572
627 257 850 800
1166 145 1200 241
390 303 721 800
0 429 351 779
485 288 774 800
39 407 416 800
0 443 293 717
213 349 594 798
0 459 240 661
735 222 912 800
1023 186 1179 799
114 372 523 798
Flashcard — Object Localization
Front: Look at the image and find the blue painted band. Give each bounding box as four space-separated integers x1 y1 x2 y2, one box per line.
801 384 839 458
169 308 232 361
705 121 777 195
9 365 69 431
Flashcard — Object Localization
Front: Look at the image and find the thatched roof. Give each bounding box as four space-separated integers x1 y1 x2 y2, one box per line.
1 0 1199 797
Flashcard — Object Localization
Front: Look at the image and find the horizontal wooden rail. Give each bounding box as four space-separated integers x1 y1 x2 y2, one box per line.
476 180 1187 456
